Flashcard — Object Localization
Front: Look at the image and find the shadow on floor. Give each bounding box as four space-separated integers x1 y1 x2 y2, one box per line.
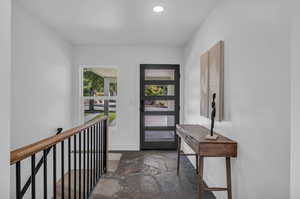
92 151 216 199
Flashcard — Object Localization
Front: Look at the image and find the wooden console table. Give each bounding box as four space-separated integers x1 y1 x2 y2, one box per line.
176 124 237 199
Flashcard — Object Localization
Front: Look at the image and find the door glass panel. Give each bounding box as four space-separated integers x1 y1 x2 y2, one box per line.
145 69 175 80
144 100 175 112
144 115 175 127
144 85 175 96
145 131 175 142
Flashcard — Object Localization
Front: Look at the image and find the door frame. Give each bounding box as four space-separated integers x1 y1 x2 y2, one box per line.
140 64 180 150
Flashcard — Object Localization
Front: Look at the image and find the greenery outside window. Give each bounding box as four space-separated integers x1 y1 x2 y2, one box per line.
83 68 117 126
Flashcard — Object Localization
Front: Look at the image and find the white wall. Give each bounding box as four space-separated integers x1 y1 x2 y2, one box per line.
73 45 183 151
290 1 300 198
11 1 73 149
11 2 73 198
0 0 11 197
183 0 290 198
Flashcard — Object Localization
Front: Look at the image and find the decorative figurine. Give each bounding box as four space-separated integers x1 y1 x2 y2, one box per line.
206 93 219 140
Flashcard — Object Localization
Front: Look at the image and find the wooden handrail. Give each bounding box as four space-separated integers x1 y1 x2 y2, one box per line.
10 116 108 165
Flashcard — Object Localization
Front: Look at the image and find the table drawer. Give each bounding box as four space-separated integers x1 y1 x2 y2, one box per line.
199 143 237 157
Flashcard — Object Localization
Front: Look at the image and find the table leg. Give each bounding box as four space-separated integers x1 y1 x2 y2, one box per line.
198 156 204 199
177 136 181 176
226 157 232 199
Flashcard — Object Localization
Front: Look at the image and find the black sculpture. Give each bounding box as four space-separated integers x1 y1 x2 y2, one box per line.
210 93 216 137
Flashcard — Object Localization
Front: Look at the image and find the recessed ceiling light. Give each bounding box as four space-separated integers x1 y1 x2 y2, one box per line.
153 6 164 13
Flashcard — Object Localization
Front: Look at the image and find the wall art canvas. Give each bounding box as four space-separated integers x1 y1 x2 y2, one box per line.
200 41 224 121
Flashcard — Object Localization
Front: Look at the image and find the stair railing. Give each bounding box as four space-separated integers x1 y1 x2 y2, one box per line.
10 116 108 199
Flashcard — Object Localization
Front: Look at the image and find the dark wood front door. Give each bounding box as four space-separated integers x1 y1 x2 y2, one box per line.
140 64 180 150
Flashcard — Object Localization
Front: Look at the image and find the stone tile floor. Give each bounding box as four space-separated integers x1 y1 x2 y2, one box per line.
92 151 216 199
55 153 123 199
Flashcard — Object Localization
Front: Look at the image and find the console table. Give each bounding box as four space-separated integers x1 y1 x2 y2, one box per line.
176 124 237 199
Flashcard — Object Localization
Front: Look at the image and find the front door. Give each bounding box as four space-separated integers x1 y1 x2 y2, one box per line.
140 64 180 150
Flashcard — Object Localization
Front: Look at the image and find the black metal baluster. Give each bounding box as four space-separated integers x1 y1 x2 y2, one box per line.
99 122 101 177
98 122 101 179
95 124 97 181
100 121 103 175
101 121 103 174
53 145 57 199
83 130 86 199
90 125 93 191
87 128 90 195
99 122 101 179
68 138 71 199
79 132 82 199
74 134 77 199
96 123 99 180
104 120 107 172
16 161 21 199
98 123 100 179
31 154 36 199
43 150 47 199
93 125 97 186
61 140 65 199
90 126 93 192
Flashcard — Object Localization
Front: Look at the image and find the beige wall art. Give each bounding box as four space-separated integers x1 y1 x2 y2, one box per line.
200 41 224 121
